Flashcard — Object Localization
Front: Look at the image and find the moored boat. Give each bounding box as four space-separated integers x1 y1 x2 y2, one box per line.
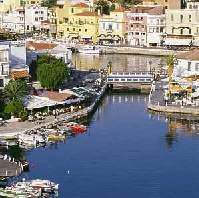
78 45 101 54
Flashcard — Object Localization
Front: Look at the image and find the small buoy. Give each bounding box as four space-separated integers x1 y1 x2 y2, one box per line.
66 170 70 175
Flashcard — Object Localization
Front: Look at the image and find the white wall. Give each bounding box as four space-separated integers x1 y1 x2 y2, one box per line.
174 58 199 78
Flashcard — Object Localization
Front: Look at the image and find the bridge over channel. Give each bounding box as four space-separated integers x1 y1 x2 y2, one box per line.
106 71 154 92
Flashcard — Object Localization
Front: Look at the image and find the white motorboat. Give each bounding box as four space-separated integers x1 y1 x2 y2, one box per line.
78 45 101 54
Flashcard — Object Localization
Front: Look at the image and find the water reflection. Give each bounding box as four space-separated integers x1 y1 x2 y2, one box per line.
72 54 166 72
149 111 199 148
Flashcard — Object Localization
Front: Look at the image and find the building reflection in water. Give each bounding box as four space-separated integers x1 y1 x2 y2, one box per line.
149 111 199 148
72 54 166 72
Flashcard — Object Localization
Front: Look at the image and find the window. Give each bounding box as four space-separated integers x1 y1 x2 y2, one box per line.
35 17 38 21
180 15 183 23
85 29 87 32
71 8 74 13
197 27 199 34
0 79 3 87
180 29 183 35
117 23 119 30
171 14 174 21
188 62 191 71
79 29 81 31
73 28 75 31
67 28 69 31
114 79 119 81
108 24 112 30
35 11 38 14
195 63 199 71
103 23 105 30
189 29 191 34
189 15 191 22
121 79 125 81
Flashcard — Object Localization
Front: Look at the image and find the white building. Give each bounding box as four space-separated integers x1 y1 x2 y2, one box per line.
25 5 48 32
147 14 165 47
0 42 10 88
125 5 165 47
1 8 25 34
1 5 48 34
174 49 199 78
0 41 28 88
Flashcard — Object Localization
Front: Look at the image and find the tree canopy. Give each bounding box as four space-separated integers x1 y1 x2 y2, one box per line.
36 55 69 90
4 79 28 102
95 0 111 15
117 0 142 7
41 0 57 8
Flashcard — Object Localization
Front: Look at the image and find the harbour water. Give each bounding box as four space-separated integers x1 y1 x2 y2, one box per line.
17 94 199 198
2 54 199 197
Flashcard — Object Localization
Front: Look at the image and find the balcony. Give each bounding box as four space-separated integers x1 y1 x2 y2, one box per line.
0 58 8 63
57 0 65 5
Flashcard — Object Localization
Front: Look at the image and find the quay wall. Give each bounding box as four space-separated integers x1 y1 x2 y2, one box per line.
148 103 199 115
101 46 183 56
108 83 151 93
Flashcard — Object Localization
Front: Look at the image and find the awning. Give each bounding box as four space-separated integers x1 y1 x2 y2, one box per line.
164 38 192 46
81 36 91 39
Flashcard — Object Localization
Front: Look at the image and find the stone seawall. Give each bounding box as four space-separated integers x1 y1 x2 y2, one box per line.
148 103 199 115
101 46 182 56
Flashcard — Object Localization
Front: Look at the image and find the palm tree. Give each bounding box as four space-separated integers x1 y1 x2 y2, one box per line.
4 79 28 102
167 55 176 99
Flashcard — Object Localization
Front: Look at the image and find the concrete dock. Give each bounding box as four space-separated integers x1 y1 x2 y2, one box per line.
0 159 22 177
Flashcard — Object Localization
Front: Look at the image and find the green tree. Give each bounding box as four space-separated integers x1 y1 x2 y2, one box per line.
117 0 142 7
95 0 110 15
37 55 69 90
41 0 57 8
4 100 24 117
4 79 28 102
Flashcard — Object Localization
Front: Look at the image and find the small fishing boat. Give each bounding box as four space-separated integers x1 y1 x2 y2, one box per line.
47 133 65 142
67 122 87 134
78 45 101 54
30 179 59 193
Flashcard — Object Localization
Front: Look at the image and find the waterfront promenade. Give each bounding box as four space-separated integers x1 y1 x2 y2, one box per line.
99 46 184 56
148 81 199 115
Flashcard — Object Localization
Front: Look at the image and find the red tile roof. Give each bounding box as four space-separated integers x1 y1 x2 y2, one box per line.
72 2 89 8
41 91 76 102
27 41 57 50
11 70 30 80
74 11 98 16
177 49 199 61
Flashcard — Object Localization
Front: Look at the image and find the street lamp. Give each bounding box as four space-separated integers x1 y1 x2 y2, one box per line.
149 60 152 74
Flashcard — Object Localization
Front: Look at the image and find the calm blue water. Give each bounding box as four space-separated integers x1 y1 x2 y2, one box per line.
22 94 199 198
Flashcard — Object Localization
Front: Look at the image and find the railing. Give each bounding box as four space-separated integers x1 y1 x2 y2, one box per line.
110 71 152 76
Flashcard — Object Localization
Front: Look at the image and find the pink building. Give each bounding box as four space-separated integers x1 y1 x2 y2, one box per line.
125 5 165 46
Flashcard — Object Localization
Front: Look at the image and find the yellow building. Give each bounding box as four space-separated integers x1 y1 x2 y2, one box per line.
98 8 126 45
0 0 21 13
56 2 99 43
165 1 199 46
